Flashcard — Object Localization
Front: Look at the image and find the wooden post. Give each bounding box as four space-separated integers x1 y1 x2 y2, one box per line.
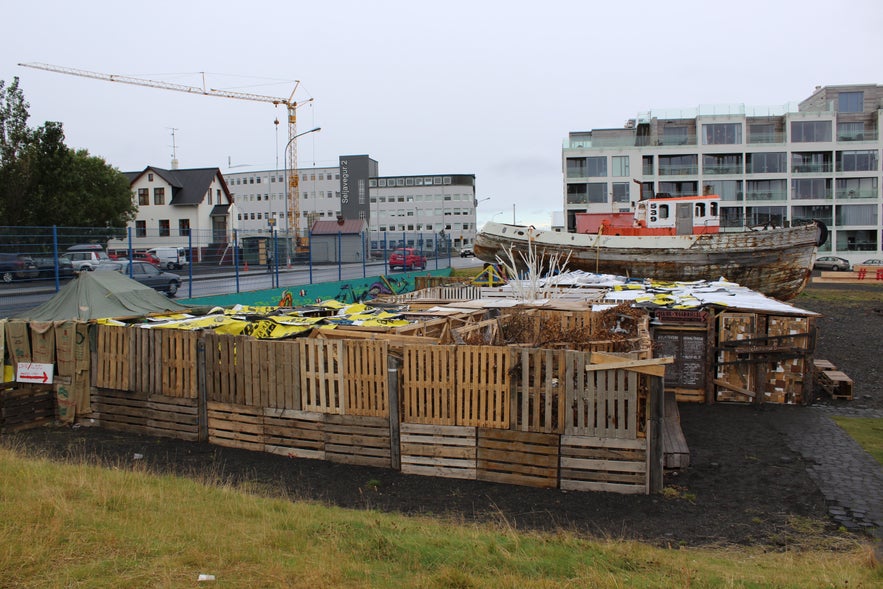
648 376 664 494
387 354 401 470
197 339 208 442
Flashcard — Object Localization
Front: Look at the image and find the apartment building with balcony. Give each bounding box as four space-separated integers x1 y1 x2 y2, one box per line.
562 84 882 261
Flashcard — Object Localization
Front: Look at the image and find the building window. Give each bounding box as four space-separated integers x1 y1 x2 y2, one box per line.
703 123 742 145
135 220 147 237
790 178 830 200
566 158 587 178
838 91 863 113
612 156 630 177
836 204 877 226
836 150 878 172
748 123 780 144
216 189 222 204
179 219 190 236
658 181 698 197
153 187 165 205
836 177 878 199
642 156 654 175
746 206 786 227
587 183 607 204
586 157 607 177
744 179 786 201
138 188 149 206
702 154 742 175
566 184 588 204
612 182 630 204
746 152 786 174
662 126 690 146
792 152 832 174
837 122 867 142
148 173 154 181
792 204 833 227
791 120 832 142
702 180 743 202
658 154 697 176
158 219 170 237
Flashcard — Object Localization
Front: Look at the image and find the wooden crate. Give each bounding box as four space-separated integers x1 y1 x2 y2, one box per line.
715 313 757 403
560 435 648 495
324 413 391 468
818 370 854 400
477 428 559 488
0 385 54 433
566 363 641 439
206 401 264 452
90 388 199 440
400 423 477 480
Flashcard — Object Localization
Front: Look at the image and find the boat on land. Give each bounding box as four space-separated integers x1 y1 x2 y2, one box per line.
473 194 826 301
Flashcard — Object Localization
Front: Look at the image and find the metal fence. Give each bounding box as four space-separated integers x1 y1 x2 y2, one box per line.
0 225 453 317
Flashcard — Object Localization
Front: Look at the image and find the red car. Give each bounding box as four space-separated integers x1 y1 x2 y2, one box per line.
388 247 427 270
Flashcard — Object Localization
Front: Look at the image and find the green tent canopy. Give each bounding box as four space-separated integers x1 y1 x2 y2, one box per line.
14 271 190 321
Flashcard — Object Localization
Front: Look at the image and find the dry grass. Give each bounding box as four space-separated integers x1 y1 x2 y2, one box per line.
0 445 879 588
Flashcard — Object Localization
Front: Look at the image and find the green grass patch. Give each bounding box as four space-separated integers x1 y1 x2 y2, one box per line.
0 446 879 588
450 267 482 278
796 286 883 305
831 416 883 465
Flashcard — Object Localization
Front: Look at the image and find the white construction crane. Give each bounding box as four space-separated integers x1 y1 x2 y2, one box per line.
19 62 314 245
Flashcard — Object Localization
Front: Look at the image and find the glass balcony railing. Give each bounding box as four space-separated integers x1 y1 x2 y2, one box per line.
746 191 788 201
792 164 833 174
748 132 786 144
703 164 743 175
658 165 698 176
836 189 878 199
837 130 878 142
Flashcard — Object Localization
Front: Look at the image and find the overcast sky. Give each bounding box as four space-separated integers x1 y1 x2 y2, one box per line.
3 0 881 228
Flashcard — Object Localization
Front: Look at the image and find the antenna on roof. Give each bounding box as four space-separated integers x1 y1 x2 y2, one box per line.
169 127 179 170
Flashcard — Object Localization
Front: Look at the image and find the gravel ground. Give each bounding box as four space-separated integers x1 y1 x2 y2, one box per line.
3 283 881 548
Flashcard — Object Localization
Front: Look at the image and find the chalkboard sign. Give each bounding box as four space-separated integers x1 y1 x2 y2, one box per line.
656 331 707 389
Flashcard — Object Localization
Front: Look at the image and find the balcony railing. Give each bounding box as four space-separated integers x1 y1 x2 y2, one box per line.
836 189 878 199
745 191 789 201
837 130 878 142
658 165 698 176
748 132 786 144
792 164 833 174
703 164 743 175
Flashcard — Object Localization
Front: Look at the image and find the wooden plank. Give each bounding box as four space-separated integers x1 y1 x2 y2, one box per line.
402 345 456 425
476 428 558 488
560 435 648 494
588 352 671 376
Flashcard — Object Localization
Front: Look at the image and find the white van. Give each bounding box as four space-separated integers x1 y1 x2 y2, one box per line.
66 244 118 272
148 247 188 270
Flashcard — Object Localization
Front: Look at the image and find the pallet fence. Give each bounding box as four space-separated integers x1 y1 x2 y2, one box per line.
6 323 667 494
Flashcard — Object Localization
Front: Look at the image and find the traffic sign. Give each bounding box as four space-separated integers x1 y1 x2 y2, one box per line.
17 362 54 384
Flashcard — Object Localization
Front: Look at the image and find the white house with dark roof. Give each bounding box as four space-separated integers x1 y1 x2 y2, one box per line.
110 166 236 262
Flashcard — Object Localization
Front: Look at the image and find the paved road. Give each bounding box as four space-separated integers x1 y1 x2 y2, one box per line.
770 405 883 554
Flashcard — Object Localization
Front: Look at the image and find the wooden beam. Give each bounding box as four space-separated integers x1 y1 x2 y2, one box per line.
588 352 673 376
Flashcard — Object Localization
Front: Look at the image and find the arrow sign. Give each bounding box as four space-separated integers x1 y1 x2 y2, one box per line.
17 362 54 385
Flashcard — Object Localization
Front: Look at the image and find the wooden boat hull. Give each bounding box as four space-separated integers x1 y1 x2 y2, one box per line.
473 222 822 301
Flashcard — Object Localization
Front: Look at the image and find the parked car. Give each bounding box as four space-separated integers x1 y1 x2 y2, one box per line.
32 255 76 279
388 247 427 270
0 253 39 282
460 247 475 258
122 261 182 296
66 244 116 272
858 258 883 266
813 256 851 271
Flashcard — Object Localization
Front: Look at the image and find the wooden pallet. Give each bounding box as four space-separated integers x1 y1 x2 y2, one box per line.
818 370 854 400
477 428 559 488
400 423 477 480
324 413 391 468
0 385 54 433
207 401 264 451
91 389 199 441
559 435 648 494
263 408 325 460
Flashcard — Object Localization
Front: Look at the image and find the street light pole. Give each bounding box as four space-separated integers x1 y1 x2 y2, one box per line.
282 125 321 242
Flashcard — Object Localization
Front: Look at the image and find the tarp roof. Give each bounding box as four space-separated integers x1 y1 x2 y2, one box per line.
13 271 191 321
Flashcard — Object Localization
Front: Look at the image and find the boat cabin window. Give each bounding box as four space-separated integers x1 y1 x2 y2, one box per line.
695 203 706 217
658 204 669 219
710 202 718 217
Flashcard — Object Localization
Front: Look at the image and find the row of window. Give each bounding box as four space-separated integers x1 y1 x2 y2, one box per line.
371 194 471 203
237 211 339 221
376 209 471 217
655 118 872 147
227 172 339 186
714 204 879 229
568 150 881 179
566 177 881 205
369 223 472 232
369 176 453 188
133 219 190 238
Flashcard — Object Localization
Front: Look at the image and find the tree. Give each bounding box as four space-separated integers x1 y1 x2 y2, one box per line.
0 77 137 227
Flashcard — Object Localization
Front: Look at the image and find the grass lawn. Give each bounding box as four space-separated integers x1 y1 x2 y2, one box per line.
831 416 883 465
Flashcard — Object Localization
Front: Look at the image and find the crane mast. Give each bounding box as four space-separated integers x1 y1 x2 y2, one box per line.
18 62 312 244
